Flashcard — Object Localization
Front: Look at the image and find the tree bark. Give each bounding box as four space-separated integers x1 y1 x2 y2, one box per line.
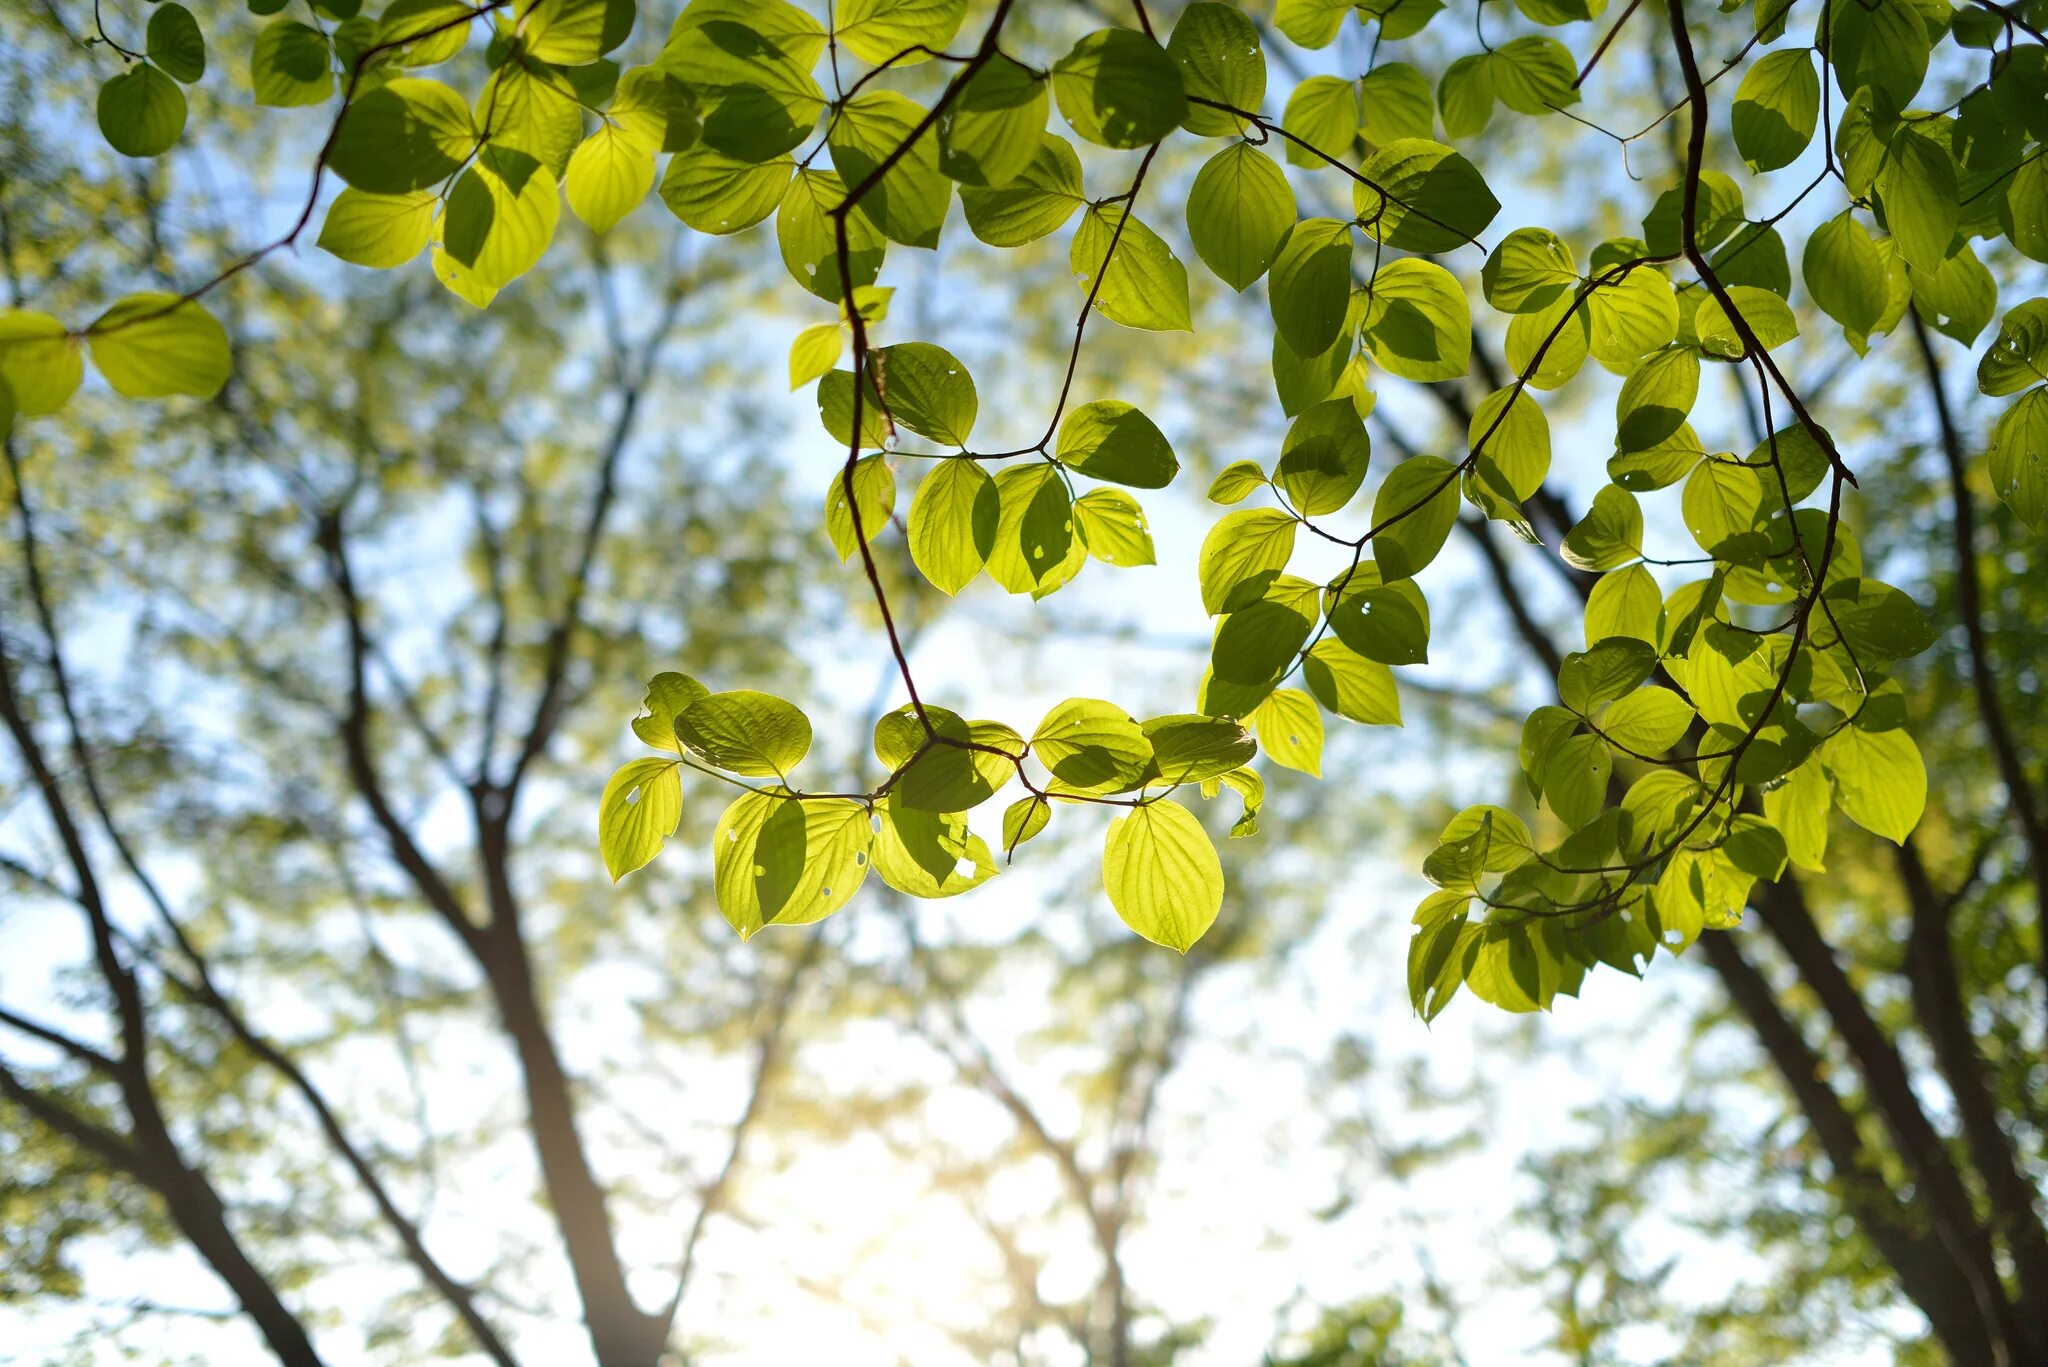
1751 875 2023 1363
1698 933 1997 1365
1897 841 2048 1348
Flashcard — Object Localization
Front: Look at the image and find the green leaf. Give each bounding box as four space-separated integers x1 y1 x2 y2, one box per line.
1877 125 1957 274
1563 485 1644 571
661 0 827 81
1354 139 1500 254
1765 757 1831 872
1271 320 1356 415
330 78 475 193
778 169 886 301
1362 258 1471 384
85 294 230 400
1609 419 1706 491
1834 85 1900 198
1695 285 1799 360
599 758 681 881
677 690 812 777
1468 386 1550 503
566 124 656 233
830 91 952 248
659 147 793 233
146 3 206 83
1587 267 1679 371
1102 800 1225 951
440 155 560 292
1979 298 2048 397
1073 488 1155 567
959 134 1084 246
787 322 841 389
1521 705 1578 799
1303 639 1401 724
1370 454 1459 580
1558 638 1657 713
1359 262 1474 385
817 365 892 448
833 0 966 64
713 791 871 938
873 341 976 445
1438 53 1495 140
1908 242 1995 347
1822 578 1935 661
1440 804 1534 872
1542 733 1610 828
1211 576 1318 687
1071 206 1192 332
2002 155 2048 264
823 454 896 561
477 61 581 175
1615 346 1698 453
1056 400 1178 488
1585 565 1662 644
1489 35 1577 116
1186 143 1295 292
1711 221 1792 298
1143 714 1257 784
1208 764 1264 837
1361 0 1446 39
1199 508 1297 614
519 0 629 65
1052 28 1187 149
674 13 826 162
631 671 710 753
1408 894 1475 1020
875 705 1020 812
1281 75 1360 168
1360 63 1436 145
1268 219 1354 357
1682 459 1764 556
318 189 437 268
986 464 1084 596
1033 698 1152 795
1731 48 1818 172
252 19 333 107
1249 687 1323 777
1483 227 1577 314
1359 0 1445 38
1803 211 1889 339
873 798 997 898
1989 389 2048 528
1274 0 1352 48
1328 583 1428 665
375 0 477 67
1827 0 1928 109
1745 422 1831 504
907 458 999 593
1275 398 1371 516
1207 460 1267 504
1001 795 1051 856
0 312 84 416
1598 686 1693 754
937 56 1048 187
1168 2 1265 136
98 65 187 158
1820 723 1925 844
1505 289 1591 390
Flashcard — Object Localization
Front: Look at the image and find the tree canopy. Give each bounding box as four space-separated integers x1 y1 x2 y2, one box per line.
9 0 2046 1004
